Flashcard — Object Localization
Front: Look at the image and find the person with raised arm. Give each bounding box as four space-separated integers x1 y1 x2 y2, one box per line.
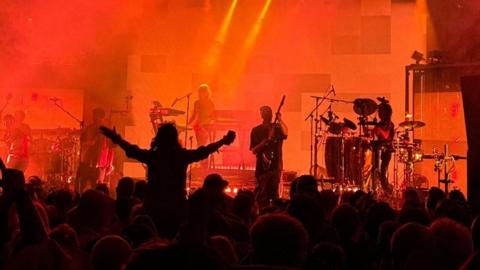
100 123 235 238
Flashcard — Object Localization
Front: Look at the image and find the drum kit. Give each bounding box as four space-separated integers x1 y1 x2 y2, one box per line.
306 92 451 194
30 128 80 185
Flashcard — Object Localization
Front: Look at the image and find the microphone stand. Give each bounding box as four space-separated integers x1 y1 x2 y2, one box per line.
52 100 84 191
305 88 334 180
172 92 193 148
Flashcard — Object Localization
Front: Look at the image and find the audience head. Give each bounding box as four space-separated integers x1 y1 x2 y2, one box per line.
49 223 79 248
54 188 75 211
397 205 430 226
287 194 325 243
430 218 473 270
202 174 228 193
319 189 339 219
403 188 421 208
250 213 308 267
378 220 398 257
331 204 360 243
305 242 346 270
233 192 254 222
153 123 180 150
123 223 154 249
91 235 132 270
365 201 396 240
295 175 319 196
391 223 434 270
95 183 110 196
116 177 135 198
134 180 148 201
434 198 470 226
349 190 367 208
426 187 446 213
448 189 467 205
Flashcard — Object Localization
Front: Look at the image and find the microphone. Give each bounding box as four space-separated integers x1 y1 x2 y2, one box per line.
171 97 178 107
50 97 60 102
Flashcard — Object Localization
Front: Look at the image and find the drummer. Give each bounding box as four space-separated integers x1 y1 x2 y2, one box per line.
373 101 394 193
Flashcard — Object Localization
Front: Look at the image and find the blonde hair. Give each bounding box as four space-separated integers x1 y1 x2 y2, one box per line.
198 83 212 98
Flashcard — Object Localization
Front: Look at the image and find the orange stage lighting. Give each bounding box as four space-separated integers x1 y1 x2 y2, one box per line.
226 0 272 88
244 0 272 50
204 0 238 69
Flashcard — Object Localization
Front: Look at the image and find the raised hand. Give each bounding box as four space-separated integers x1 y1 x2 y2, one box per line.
100 126 120 142
222 130 236 145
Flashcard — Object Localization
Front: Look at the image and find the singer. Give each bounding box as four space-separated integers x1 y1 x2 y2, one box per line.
188 84 216 147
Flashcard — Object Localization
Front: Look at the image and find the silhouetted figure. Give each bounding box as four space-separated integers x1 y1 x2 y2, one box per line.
77 108 107 192
100 123 235 238
250 106 287 209
373 101 394 192
3 111 31 171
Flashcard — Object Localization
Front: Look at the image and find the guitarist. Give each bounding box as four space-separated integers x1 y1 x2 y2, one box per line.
250 105 288 209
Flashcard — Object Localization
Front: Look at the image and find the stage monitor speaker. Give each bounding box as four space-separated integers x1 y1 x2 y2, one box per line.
461 75 480 212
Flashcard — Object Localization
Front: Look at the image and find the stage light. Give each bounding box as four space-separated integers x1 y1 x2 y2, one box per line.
245 0 272 49
217 0 238 43
229 0 272 79
205 0 238 68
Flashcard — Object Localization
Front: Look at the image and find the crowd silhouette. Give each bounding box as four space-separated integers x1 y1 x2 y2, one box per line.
0 123 479 270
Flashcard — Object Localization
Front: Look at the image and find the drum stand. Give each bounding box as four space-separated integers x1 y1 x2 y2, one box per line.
305 89 332 180
435 144 463 193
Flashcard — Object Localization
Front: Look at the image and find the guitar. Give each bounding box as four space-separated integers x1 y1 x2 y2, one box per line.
261 95 286 170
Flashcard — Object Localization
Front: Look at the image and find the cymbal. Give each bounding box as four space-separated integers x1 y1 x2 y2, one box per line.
353 98 378 116
343 117 357 130
399 120 426 129
150 107 185 117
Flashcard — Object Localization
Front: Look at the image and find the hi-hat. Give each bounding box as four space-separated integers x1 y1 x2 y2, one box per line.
343 117 357 130
399 120 426 129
